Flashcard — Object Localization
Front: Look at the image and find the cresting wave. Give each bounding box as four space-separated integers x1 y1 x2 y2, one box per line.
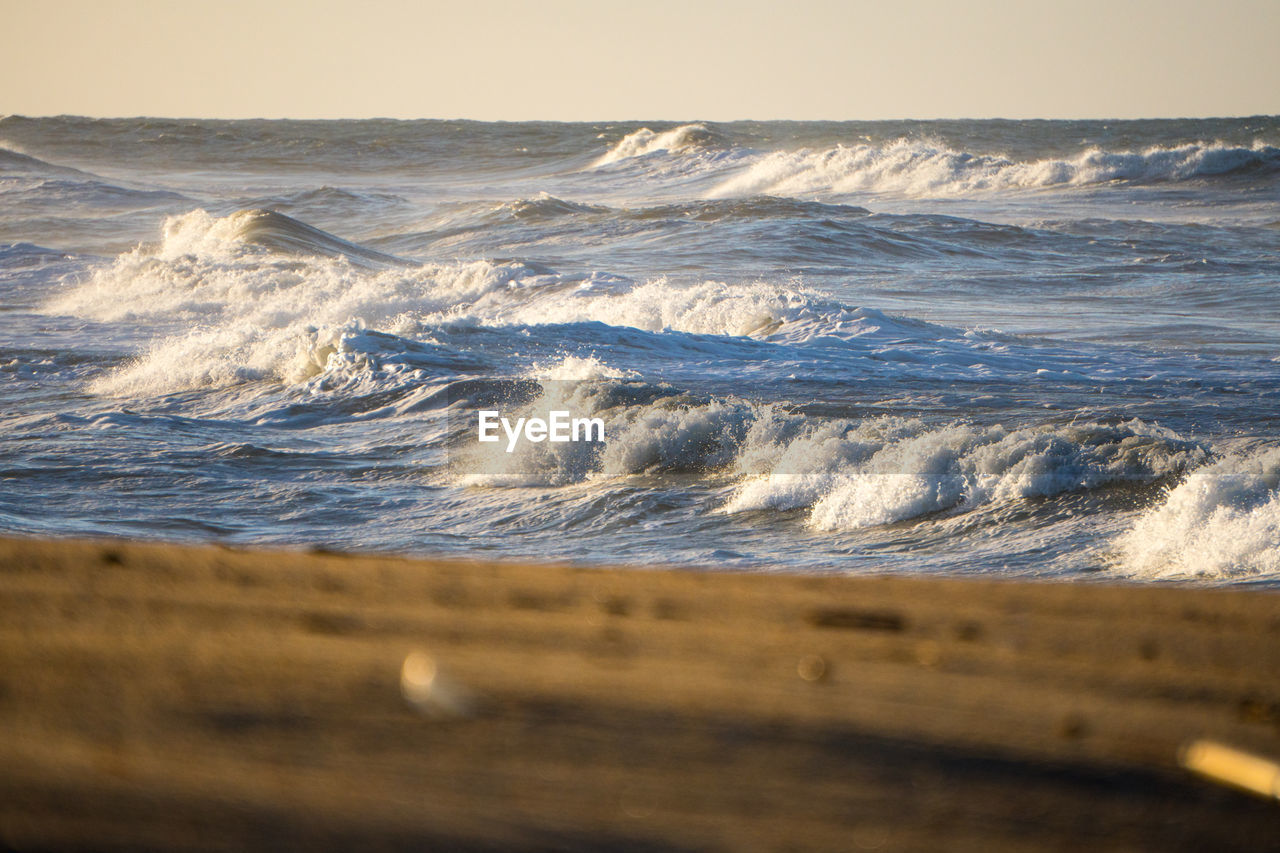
582 128 1280 197
461 379 1205 523
459 378 1274 578
46 209 543 393
592 124 726 166
1116 448 1280 580
140 207 408 267
708 139 1280 198
0 144 87 177
723 415 1205 530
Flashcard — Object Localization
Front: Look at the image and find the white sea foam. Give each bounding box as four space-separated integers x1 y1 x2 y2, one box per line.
47 210 549 394
1115 449 1280 580
53 213 834 393
725 418 1205 530
526 355 636 381
46 209 1162 397
33 211 860 393
595 398 752 479
709 139 1280 199
464 376 1205 529
462 390 755 488
467 276 830 339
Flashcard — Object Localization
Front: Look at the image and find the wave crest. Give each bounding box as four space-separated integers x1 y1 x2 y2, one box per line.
462 379 1204 527
46 209 549 394
710 139 1280 198
152 208 406 267
0 144 92 178
45 208 1168 397
593 124 723 166
725 417 1205 530
501 193 610 220
1116 448 1280 580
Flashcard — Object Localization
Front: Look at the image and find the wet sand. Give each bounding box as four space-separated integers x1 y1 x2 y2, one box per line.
1 536 1278 851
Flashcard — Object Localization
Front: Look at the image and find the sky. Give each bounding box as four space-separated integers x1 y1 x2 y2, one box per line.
2 0 1277 121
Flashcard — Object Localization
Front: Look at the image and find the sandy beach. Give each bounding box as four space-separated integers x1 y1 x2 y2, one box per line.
1 536 1277 851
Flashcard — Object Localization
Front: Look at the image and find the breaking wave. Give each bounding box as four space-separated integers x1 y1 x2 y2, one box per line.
723 415 1205 529
593 123 726 166
458 379 1205 529
45 209 1174 397
709 139 1280 198
1116 448 1280 580
148 208 408 267
45 209 545 393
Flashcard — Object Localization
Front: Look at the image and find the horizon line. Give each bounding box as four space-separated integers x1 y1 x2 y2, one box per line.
4 112 1279 125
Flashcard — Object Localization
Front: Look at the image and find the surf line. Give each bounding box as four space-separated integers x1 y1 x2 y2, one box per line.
478 410 605 453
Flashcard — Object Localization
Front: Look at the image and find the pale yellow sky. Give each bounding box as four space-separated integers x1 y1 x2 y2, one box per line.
2 0 1277 121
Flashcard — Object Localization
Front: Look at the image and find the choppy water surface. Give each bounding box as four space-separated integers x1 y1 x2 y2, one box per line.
2 115 1279 582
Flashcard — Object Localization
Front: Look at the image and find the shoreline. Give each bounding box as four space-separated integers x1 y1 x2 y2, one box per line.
2 535 1278 850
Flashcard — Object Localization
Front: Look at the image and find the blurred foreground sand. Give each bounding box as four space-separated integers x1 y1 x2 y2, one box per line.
1 537 1278 851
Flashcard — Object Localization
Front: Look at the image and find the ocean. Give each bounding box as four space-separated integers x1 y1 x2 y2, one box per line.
1 115 1278 583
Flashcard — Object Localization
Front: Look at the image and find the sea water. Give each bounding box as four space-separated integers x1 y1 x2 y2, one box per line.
2 116 1278 582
